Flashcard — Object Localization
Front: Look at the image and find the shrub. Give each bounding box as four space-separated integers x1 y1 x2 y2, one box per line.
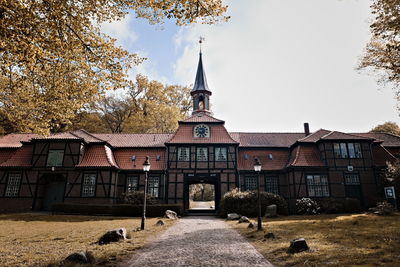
121 191 158 205
317 198 361 214
296 198 320 215
219 188 288 217
51 203 182 217
369 201 396 216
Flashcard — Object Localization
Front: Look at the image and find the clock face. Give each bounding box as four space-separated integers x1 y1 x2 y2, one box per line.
194 124 210 138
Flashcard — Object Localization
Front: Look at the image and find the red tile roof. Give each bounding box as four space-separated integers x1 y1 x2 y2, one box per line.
298 129 332 143
0 134 40 148
371 144 396 166
180 113 224 123
167 125 238 144
238 150 290 170
321 131 373 141
231 132 304 147
92 133 173 147
353 132 400 147
76 145 118 168
113 149 166 170
287 145 325 167
0 149 17 164
0 145 33 167
32 132 81 140
70 130 105 143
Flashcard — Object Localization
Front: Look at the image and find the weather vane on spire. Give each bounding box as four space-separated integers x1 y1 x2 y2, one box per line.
199 36 205 53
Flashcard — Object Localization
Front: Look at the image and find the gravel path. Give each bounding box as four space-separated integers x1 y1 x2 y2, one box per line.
121 216 273 267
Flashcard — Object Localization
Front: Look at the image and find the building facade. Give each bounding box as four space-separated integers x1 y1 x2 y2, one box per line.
0 52 398 213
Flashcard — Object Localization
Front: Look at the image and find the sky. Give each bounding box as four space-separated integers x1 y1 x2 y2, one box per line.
101 0 399 133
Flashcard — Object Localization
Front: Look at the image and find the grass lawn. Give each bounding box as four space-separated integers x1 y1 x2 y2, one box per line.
228 213 400 267
0 213 175 267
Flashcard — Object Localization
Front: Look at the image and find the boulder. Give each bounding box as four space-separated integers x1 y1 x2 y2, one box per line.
227 213 241 220
287 238 310 253
265 204 278 218
98 228 127 245
238 216 250 223
165 210 178 220
247 222 257 229
65 251 95 264
155 219 165 226
264 232 275 239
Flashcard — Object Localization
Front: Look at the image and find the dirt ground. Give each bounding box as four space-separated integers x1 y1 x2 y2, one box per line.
228 213 400 267
0 213 175 267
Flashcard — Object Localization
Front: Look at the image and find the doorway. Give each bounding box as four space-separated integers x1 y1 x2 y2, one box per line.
42 174 66 211
189 183 215 210
184 174 220 214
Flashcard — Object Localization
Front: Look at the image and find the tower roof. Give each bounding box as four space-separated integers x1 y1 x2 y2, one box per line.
192 52 211 94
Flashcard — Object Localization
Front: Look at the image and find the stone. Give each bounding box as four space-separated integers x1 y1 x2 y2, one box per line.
247 222 257 229
65 251 95 264
287 238 310 253
265 204 278 218
98 228 127 245
264 232 275 239
227 213 241 220
238 216 250 223
155 219 165 226
165 210 178 220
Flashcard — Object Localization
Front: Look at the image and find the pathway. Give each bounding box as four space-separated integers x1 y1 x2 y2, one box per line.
121 216 273 267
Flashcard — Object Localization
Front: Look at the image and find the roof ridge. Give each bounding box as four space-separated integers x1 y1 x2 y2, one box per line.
320 130 334 139
104 145 119 168
297 128 328 141
292 146 301 166
75 129 106 142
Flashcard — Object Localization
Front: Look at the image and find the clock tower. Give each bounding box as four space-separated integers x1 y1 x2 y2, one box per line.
191 42 212 115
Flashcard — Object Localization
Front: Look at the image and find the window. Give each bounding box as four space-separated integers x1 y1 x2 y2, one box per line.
126 175 138 193
333 143 362 159
47 150 64 167
196 147 208 161
177 147 190 161
265 176 279 195
306 174 329 197
245 176 258 191
344 174 360 185
148 176 160 197
215 147 227 161
82 174 96 197
5 173 21 197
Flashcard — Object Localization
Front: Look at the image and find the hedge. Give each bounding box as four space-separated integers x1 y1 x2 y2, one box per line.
316 198 361 214
219 188 288 217
51 203 183 217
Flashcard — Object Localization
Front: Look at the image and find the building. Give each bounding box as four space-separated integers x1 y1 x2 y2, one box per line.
0 52 398 213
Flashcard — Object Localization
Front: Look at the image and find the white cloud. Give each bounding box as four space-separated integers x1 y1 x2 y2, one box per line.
173 0 399 133
101 13 138 48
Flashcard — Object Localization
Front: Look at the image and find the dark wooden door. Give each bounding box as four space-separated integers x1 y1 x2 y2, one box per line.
43 180 65 211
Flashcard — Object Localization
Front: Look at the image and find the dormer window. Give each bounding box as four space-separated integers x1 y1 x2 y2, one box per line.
333 143 362 159
47 150 64 167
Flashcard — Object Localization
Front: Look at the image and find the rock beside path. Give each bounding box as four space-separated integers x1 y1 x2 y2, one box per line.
227 213 240 220
65 251 95 264
98 228 127 245
265 204 277 218
238 216 250 223
287 238 309 253
155 220 165 226
165 210 178 220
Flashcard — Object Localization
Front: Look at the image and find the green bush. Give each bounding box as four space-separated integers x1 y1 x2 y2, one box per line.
219 188 288 217
317 198 361 214
51 203 182 217
296 198 321 215
121 191 158 205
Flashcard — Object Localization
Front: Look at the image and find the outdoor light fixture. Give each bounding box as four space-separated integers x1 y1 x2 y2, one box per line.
253 158 263 231
141 156 151 230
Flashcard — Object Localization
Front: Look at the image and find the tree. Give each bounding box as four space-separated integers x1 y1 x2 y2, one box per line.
0 1 228 135
370 121 400 136
360 0 400 88
66 75 191 133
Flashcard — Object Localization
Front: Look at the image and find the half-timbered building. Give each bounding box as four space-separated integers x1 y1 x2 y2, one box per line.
0 52 398 213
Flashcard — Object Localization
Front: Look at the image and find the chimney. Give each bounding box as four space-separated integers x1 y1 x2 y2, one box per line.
304 123 310 136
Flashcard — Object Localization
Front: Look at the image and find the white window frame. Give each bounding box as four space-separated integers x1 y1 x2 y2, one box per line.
177 147 190 162
196 147 208 161
5 173 22 197
215 147 227 161
82 173 96 197
306 174 330 197
126 175 138 193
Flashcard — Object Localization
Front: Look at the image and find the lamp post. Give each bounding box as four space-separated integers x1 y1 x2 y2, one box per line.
254 158 262 231
141 156 150 230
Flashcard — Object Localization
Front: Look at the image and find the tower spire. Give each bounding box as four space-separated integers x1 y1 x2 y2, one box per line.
191 37 212 115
